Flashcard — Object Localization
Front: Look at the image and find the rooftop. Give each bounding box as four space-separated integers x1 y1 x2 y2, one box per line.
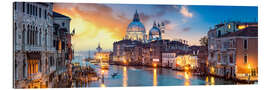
53 12 71 20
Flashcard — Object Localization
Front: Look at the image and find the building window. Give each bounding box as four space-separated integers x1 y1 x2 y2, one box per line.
39 8 41 18
217 30 221 37
35 6 37 16
244 39 248 50
27 25 30 45
228 24 231 29
230 39 234 48
22 2 25 13
30 4 32 15
22 24 25 44
229 53 233 64
244 54 248 64
62 22 65 27
39 60 42 72
23 60 26 78
44 10 47 19
27 3 29 14
218 53 221 62
33 5 35 16
15 63 17 80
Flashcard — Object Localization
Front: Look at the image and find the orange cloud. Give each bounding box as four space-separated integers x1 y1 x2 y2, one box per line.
53 3 131 51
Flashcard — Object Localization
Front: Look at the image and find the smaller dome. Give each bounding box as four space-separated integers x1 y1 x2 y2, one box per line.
149 21 162 41
149 26 161 35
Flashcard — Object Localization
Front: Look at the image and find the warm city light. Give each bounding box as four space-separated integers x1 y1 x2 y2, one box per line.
210 67 215 74
13 2 258 88
238 25 247 30
153 68 158 86
123 59 127 65
100 83 106 87
153 63 157 68
123 66 128 87
101 69 105 74
184 66 190 72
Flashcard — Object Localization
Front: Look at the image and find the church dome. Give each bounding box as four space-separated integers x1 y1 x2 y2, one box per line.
127 21 145 32
149 26 161 35
127 10 145 33
125 10 147 43
149 22 162 41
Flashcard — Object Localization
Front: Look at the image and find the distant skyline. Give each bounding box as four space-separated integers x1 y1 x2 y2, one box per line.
53 3 258 51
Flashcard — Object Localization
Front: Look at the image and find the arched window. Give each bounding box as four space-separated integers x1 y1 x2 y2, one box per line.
35 27 37 45
30 25 32 45
22 24 25 45
14 23 17 45
39 29 42 46
27 25 30 45
23 59 26 78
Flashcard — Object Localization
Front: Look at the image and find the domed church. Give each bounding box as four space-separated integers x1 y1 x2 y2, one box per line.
149 21 162 41
124 10 147 43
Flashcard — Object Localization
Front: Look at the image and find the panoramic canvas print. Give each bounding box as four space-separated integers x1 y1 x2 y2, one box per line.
13 2 258 88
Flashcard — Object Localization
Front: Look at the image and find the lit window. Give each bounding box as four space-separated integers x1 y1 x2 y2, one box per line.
228 24 231 29
238 25 247 30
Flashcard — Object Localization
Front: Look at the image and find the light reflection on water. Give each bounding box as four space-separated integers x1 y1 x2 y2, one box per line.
205 76 216 86
184 72 191 86
153 68 157 86
79 65 236 87
123 66 128 87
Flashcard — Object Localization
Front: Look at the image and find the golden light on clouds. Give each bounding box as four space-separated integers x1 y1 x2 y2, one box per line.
53 3 130 51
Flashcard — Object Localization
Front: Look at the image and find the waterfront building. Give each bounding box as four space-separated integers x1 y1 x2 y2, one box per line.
197 46 208 74
95 52 111 63
53 12 72 73
13 2 72 88
13 2 55 88
173 54 198 71
112 10 190 67
208 21 258 80
161 52 176 68
113 40 143 65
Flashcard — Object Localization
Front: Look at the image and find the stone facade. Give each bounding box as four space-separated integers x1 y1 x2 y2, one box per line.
13 2 56 88
52 12 72 73
13 2 72 88
162 52 176 68
208 21 258 80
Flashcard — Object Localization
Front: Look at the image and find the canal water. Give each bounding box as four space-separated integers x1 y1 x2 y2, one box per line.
74 64 237 87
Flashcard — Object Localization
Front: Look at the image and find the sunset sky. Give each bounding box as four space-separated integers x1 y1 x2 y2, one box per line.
53 3 257 51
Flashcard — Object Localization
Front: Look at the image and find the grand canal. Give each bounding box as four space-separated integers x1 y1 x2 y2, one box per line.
73 63 237 87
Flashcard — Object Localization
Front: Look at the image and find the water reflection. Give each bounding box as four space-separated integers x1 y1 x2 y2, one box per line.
100 83 106 87
153 68 157 86
184 72 191 86
123 66 128 87
210 76 215 85
87 65 235 87
205 76 215 85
